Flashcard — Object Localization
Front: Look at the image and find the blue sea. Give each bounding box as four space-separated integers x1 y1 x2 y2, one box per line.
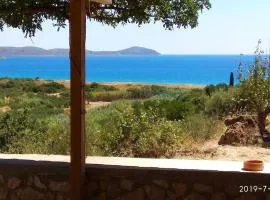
0 55 255 85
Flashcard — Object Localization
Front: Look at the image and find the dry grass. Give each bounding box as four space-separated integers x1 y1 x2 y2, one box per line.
85 101 111 110
47 92 62 98
64 101 111 115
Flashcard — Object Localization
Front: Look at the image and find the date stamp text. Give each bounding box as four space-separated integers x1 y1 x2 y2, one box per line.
239 185 270 193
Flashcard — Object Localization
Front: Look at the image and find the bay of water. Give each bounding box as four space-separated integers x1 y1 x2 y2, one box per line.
0 55 255 85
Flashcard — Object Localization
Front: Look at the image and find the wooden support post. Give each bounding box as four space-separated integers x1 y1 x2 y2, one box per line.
69 0 86 199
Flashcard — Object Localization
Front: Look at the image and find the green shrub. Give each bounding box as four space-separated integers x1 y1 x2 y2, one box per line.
205 88 240 117
9 95 65 117
37 82 66 93
133 119 184 158
216 83 229 91
181 114 223 141
132 100 192 121
204 83 228 96
0 78 39 93
86 101 184 158
85 82 117 92
87 91 126 102
0 79 66 94
177 89 208 113
149 88 184 100
0 80 16 89
126 85 165 99
85 85 172 102
127 87 151 99
0 99 5 107
0 109 41 152
128 85 166 98
8 115 69 154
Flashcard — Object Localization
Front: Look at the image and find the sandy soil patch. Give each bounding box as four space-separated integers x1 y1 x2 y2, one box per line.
85 101 111 110
64 101 111 114
0 106 12 113
47 93 61 98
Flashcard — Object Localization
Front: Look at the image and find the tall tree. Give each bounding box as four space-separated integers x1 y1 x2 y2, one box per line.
238 40 270 141
229 72 234 86
0 0 211 37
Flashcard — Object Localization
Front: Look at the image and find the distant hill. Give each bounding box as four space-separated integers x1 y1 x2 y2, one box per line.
0 47 49 56
0 46 160 56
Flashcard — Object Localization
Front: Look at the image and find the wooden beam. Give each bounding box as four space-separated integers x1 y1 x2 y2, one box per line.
69 0 112 199
90 0 112 4
69 0 86 199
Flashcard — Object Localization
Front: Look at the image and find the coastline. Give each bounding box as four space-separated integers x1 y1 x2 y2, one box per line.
102 82 206 89
0 77 206 89
54 80 206 89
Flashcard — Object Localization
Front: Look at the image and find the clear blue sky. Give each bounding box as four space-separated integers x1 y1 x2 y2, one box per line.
0 0 269 54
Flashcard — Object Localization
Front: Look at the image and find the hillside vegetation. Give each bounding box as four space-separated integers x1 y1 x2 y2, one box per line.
0 77 238 157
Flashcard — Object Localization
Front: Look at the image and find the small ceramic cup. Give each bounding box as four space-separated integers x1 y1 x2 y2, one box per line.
243 160 264 171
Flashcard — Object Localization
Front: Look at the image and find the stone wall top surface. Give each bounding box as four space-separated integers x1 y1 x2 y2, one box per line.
85 156 270 174
0 154 269 174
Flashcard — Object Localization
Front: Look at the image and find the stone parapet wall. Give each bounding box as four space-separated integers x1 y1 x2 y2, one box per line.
86 168 270 200
0 156 70 200
86 178 270 200
0 174 69 200
0 155 270 200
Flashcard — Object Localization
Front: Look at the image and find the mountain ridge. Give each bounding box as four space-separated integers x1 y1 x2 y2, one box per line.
0 46 160 56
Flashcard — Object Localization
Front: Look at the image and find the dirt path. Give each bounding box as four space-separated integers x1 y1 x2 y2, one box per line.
64 101 111 114
175 135 270 161
85 101 111 110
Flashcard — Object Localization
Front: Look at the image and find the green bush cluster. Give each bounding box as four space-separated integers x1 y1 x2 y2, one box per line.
11 115 70 154
204 83 228 96
86 91 126 102
181 114 222 141
8 93 69 118
0 78 66 93
133 99 194 121
36 82 66 93
85 100 222 157
85 82 117 92
86 101 184 157
0 78 239 157
0 109 44 152
177 89 208 113
126 85 166 99
0 109 69 154
205 87 244 117
86 85 167 102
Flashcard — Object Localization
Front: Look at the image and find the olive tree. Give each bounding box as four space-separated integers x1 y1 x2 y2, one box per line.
238 40 270 139
0 0 211 37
